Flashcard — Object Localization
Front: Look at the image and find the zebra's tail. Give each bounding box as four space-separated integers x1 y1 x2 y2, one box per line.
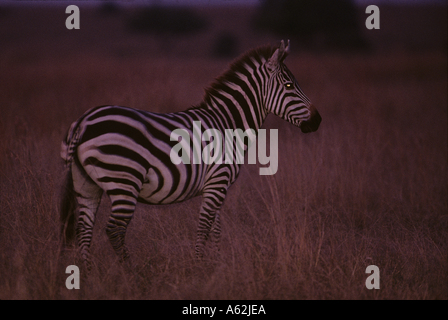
60 119 82 247
60 168 77 246
60 119 82 167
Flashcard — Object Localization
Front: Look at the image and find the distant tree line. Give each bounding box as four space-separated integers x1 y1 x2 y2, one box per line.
254 0 368 50
127 5 208 36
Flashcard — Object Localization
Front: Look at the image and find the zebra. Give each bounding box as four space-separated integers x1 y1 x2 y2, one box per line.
60 40 321 271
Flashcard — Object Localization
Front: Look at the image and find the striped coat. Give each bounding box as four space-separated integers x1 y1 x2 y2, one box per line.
60 40 321 270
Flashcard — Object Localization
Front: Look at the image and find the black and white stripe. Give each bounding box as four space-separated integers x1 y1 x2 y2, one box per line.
60 40 321 270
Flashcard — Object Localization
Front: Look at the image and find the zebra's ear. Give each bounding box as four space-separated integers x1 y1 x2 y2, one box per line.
267 40 290 72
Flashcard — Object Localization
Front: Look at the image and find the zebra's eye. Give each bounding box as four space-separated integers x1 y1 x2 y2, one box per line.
285 82 293 89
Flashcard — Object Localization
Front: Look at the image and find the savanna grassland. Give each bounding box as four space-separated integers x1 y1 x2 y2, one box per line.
0 4 446 299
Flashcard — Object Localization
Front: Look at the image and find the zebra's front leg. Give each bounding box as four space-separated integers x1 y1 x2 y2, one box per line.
210 212 221 254
195 189 226 259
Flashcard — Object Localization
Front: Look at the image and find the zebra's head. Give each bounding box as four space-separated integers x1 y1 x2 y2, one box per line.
264 40 321 133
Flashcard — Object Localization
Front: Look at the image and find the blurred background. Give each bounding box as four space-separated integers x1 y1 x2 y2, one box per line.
0 0 446 60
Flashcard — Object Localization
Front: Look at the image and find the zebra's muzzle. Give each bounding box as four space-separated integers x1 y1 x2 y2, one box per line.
300 105 321 133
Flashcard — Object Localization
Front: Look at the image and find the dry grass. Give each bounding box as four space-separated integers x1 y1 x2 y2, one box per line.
0 6 446 300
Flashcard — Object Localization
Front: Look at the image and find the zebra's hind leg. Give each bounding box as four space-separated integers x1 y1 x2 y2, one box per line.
195 189 226 259
105 194 148 287
105 205 142 284
105 193 138 265
72 162 103 272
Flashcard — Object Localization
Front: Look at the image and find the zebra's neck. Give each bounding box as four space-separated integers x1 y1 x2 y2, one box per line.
191 46 277 133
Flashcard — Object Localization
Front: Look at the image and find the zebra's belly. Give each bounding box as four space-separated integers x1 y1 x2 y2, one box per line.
138 167 200 204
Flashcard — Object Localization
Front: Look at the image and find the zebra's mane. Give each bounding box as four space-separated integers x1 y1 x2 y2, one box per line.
193 45 277 109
